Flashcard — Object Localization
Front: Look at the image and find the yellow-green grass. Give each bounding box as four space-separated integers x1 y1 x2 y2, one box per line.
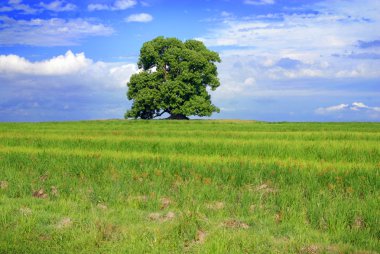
0 120 379 253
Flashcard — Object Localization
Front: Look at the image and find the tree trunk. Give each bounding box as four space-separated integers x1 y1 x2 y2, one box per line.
166 114 189 120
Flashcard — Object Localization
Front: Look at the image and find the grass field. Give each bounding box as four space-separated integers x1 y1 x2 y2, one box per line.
0 120 379 253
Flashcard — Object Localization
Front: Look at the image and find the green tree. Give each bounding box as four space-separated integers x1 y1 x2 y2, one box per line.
125 36 221 119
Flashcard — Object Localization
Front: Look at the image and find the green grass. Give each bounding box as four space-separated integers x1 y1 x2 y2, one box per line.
0 120 379 253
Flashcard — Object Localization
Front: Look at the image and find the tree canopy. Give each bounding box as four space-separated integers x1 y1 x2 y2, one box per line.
125 36 221 119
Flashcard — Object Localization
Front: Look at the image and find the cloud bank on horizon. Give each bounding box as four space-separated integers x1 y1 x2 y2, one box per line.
0 0 379 121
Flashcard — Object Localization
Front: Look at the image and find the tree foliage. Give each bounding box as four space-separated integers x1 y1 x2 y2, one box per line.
125 36 221 119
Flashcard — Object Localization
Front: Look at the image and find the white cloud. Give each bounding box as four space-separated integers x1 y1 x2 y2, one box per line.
315 102 380 115
315 104 349 114
0 51 138 87
0 51 90 75
87 4 108 11
125 13 153 23
113 0 136 10
88 0 137 11
200 0 380 60
351 102 368 110
266 68 324 79
211 50 380 101
0 0 37 14
0 50 138 87
0 51 139 121
40 0 77 12
200 11 379 51
109 64 140 88
244 77 256 86
244 0 275 5
198 0 380 100
350 102 380 112
0 16 114 46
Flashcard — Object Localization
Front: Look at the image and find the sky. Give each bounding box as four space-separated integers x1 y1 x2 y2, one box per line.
0 0 379 122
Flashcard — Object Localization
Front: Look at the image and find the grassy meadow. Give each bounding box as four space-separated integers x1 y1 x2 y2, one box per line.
0 120 379 253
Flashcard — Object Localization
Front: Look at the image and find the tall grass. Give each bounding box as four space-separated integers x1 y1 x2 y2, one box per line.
0 120 379 253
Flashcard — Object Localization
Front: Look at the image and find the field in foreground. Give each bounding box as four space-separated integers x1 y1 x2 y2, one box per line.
0 120 379 253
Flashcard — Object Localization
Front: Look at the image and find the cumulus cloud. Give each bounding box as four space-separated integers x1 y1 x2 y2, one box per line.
125 13 153 23
197 0 380 102
200 8 379 51
199 0 380 79
0 52 138 121
40 0 77 12
0 16 114 46
108 64 140 88
0 51 138 86
315 102 380 115
88 0 136 11
0 51 90 75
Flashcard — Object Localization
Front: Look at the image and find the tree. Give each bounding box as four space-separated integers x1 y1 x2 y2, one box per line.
125 36 221 119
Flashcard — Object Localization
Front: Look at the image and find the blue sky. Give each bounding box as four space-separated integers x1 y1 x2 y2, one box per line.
0 0 379 122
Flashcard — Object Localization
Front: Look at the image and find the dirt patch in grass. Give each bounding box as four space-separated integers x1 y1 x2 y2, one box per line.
195 230 207 244
39 234 51 241
148 212 161 220
222 219 249 229
39 173 49 182
249 204 264 212
255 183 277 194
97 203 108 210
300 245 320 254
96 221 121 242
160 197 172 209
206 201 225 210
56 217 72 229
19 207 32 216
352 216 366 230
165 211 176 220
184 230 207 251
275 212 283 224
0 180 8 190
33 189 48 199
148 211 176 222
298 244 375 254
51 186 59 196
